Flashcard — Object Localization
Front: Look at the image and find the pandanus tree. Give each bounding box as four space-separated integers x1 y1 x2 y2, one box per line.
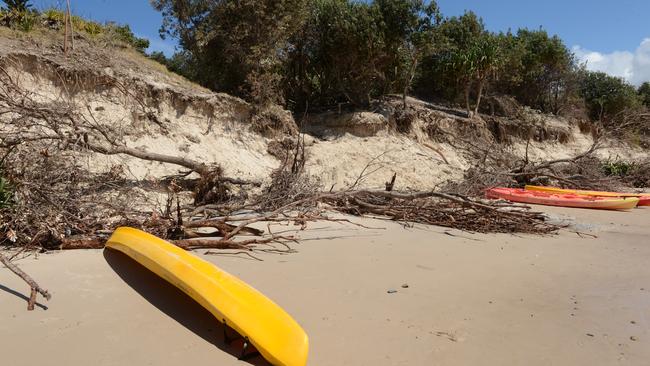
2 0 32 12
446 33 502 117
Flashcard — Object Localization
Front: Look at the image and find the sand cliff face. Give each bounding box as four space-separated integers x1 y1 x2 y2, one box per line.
0 29 647 193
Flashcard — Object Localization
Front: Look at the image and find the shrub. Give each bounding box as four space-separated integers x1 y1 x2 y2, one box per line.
579 71 641 122
2 0 31 12
602 160 635 177
42 8 64 25
639 82 650 108
71 15 102 36
104 23 149 53
82 20 102 36
0 8 37 31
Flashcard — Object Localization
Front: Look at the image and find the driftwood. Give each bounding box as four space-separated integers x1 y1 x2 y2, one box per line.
0 252 51 310
444 138 617 196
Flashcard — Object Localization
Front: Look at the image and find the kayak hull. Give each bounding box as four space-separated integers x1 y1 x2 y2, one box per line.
525 185 650 206
106 227 308 366
487 188 639 210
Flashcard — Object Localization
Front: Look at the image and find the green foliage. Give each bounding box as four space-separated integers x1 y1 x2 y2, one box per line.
446 32 503 115
0 170 13 209
71 15 103 36
416 11 483 100
438 10 484 50
497 29 577 113
2 0 31 12
639 82 650 107
152 0 308 105
1 0 35 31
579 71 641 121
104 23 149 53
148 0 642 120
42 8 64 24
148 51 167 65
2 7 149 53
286 0 385 108
602 160 635 177
148 50 198 80
0 8 36 31
285 0 438 110
416 11 504 115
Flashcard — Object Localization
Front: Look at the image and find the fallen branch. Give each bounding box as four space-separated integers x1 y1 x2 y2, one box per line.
0 251 51 310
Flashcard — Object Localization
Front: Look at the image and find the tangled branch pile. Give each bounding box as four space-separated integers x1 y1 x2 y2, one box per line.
444 137 630 196
322 190 555 234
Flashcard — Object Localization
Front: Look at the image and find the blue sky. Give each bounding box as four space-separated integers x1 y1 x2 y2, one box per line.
30 0 650 85
32 0 178 55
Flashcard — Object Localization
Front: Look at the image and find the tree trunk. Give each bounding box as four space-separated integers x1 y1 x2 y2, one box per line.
464 83 472 118
473 78 486 116
403 52 419 109
598 103 605 122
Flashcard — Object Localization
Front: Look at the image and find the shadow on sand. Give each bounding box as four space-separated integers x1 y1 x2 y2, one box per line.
0 283 48 310
103 248 270 366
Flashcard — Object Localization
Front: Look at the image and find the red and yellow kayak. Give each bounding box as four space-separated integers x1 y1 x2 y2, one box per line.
525 185 650 206
486 187 639 210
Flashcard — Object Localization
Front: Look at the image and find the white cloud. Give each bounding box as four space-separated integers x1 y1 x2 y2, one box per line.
573 38 650 86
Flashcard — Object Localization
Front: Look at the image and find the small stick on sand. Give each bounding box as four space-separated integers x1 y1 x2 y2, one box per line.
0 252 51 310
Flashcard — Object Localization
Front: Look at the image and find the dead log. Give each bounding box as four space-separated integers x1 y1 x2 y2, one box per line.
84 142 211 175
184 220 265 236
59 238 105 249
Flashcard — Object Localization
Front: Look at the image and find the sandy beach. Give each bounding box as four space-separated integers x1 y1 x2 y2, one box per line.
2 206 650 366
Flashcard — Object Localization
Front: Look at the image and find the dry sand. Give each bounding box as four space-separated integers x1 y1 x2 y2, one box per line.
2 207 650 365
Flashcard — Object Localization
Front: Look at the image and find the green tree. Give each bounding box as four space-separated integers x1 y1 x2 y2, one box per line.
286 0 438 110
506 29 577 113
106 23 150 53
639 82 650 107
285 0 383 108
149 50 198 81
445 32 503 117
1 0 31 12
151 0 307 105
419 12 502 117
375 0 441 107
415 11 484 103
579 71 641 121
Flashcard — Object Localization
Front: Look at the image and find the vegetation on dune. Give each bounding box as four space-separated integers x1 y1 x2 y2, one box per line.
1 0 644 126
149 0 648 128
601 160 635 178
579 71 641 122
151 0 308 105
639 82 650 108
0 2 150 53
2 0 30 11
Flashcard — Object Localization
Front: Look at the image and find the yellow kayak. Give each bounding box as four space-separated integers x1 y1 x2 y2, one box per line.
525 185 650 206
106 227 308 366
